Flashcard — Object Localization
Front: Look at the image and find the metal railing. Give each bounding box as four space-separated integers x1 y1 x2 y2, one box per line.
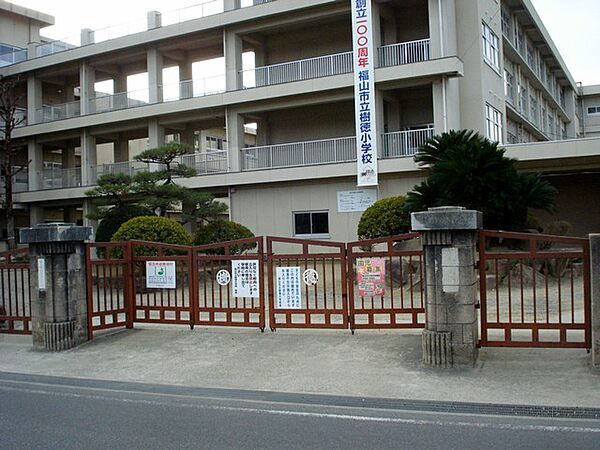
240 51 353 88
243 136 356 170
382 129 434 158
160 76 226 102
178 151 229 174
0 166 29 193
162 0 224 26
35 101 81 124
91 88 150 113
95 161 150 178
0 48 27 67
0 108 27 130
377 39 431 67
37 167 82 190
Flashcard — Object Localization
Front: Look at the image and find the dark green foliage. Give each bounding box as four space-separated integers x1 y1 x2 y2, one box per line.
95 204 152 243
357 196 411 240
85 173 134 220
111 216 193 256
405 130 556 230
194 220 256 255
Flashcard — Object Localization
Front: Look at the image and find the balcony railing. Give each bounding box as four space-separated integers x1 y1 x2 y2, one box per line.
0 48 27 67
243 136 356 170
382 128 434 158
240 51 353 88
37 167 82 190
178 151 229 174
95 160 150 178
35 101 81 123
377 39 431 68
91 88 150 113
160 76 226 102
0 166 29 194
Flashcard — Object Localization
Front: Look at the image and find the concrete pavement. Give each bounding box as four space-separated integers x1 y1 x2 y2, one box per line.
1 326 599 408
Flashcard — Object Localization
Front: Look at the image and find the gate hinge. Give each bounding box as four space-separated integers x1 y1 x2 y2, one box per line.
475 302 480 309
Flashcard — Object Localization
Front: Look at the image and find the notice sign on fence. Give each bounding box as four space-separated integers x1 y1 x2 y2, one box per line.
356 257 385 297
232 260 260 298
276 266 302 309
146 261 177 289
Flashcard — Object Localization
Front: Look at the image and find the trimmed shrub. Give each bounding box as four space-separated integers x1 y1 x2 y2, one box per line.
95 204 152 243
111 216 192 256
194 220 256 255
357 196 410 240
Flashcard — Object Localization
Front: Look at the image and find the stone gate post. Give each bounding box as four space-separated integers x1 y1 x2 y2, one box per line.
20 223 93 351
411 207 482 366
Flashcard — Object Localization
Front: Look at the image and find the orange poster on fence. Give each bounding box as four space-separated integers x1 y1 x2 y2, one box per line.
357 257 385 297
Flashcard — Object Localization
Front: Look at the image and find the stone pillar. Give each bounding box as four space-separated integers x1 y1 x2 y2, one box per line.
179 56 194 100
427 0 457 59
590 234 600 369
114 135 130 162
224 29 242 91
225 107 244 171
147 47 163 103
148 118 165 149
20 224 93 351
147 11 162 30
80 28 95 46
180 126 196 152
224 0 240 11
411 206 482 366
27 74 42 125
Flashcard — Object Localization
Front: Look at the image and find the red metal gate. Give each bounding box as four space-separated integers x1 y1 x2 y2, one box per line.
267 237 348 330
347 234 424 332
193 237 265 330
479 230 591 348
0 248 31 335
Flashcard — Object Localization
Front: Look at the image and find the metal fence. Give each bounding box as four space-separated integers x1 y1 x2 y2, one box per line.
0 248 31 335
377 39 431 67
479 230 591 348
35 101 81 123
382 129 434 158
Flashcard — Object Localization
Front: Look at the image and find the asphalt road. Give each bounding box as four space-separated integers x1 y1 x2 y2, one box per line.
0 372 599 450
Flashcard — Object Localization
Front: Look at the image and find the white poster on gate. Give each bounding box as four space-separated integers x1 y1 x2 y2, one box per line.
351 0 378 187
231 260 260 298
146 261 177 289
276 266 302 309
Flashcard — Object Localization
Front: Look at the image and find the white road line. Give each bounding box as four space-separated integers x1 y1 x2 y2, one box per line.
0 384 599 434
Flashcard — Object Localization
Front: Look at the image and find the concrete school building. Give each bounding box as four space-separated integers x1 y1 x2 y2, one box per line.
0 0 599 245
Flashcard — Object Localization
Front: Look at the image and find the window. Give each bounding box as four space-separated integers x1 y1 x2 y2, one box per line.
501 9 512 39
482 22 500 70
293 211 329 237
588 106 600 115
205 136 224 151
504 68 515 104
529 95 538 126
486 104 503 144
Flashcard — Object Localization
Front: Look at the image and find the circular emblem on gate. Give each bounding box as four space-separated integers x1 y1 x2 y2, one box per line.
216 269 231 286
303 269 319 286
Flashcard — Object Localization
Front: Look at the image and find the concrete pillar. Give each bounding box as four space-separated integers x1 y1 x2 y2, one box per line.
224 29 242 91
27 74 42 125
564 87 577 139
26 42 38 60
83 199 97 231
411 206 482 366
115 135 129 162
114 70 128 94
80 129 97 186
148 118 165 148
80 61 96 114
371 1 382 50
180 126 196 152
20 223 93 351
80 28 95 46
224 0 240 11
179 58 194 99
375 89 385 158
591 234 600 369
29 206 44 227
432 78 461 134
147 11 162 30
428 0 457 59
147 47 163 103
226 108 244 171
62 146 77 169
27 140 43 191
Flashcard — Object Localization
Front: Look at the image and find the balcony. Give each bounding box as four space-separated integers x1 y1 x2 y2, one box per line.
0 167 29 194
35 101 81 123
36 167 82 190
240 38 431 88
242 129 433 171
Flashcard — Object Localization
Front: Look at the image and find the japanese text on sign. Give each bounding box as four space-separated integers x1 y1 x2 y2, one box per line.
276 267 302 309
356 257 386 297
146 261 177 289
351 0 378 187
232 260 260 298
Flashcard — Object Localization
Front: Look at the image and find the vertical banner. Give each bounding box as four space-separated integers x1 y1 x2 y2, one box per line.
356 257 386 297
351 0 378 187
276 267 302 309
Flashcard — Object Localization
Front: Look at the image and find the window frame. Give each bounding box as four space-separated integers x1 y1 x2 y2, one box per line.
482 22 500 71
485 103 503 144
292 210 330 239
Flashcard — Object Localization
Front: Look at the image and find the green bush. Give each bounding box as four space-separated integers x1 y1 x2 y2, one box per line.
95 204 152 243
357 196 411 240
194 220 256 255
111 216 192 256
